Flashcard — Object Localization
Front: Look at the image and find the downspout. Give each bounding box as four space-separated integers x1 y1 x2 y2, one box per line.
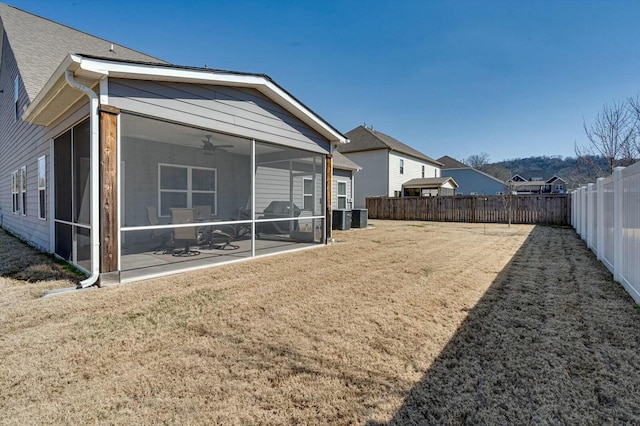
64 70 100 288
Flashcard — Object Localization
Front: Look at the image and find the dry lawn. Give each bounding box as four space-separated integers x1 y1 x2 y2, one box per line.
0 221 639 425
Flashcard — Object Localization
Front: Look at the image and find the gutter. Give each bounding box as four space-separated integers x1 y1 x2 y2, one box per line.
64 70 100 288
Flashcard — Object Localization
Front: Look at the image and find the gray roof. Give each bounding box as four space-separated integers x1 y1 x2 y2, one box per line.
0 3 167 101
402 177 458 188
438 155 467 169
341 126 442 166
332 151 361 171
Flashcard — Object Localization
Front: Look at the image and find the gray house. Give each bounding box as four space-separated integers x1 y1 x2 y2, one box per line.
338 125 443 208
0 4 348 285
438 155 506 195
332 151 361 210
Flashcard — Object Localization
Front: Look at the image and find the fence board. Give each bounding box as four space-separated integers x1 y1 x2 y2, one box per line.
366 194 570 225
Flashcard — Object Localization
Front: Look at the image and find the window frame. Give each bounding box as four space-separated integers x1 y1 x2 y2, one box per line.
336 180 348 210
303 177 314 211
158 163 217 217
38 156 46 220
20 165 27 216
11 170 20 214
421 165 425 178
14 76 20 122
399 159 404 175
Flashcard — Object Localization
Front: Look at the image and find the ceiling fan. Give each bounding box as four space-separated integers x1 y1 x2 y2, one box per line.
201 135 233 155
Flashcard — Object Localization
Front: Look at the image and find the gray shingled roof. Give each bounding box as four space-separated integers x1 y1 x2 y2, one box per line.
332 151 361 171
340 126 442 166
0 3 167 101
402 177 458 188
437 155 467 169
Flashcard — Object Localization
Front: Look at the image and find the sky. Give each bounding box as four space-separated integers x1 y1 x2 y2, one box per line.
8 0 640 163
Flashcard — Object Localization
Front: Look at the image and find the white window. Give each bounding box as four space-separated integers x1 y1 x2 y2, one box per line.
337 181 347 210
399 159 404 174
158 164 216 216
303 178 314 210
14 76 20 121
21 166 27 216
11 170 19 214
555 184 564 191
38 156 46 219
421 165 425 178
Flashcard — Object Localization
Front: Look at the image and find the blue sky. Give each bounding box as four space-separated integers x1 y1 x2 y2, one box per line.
9 0 640 162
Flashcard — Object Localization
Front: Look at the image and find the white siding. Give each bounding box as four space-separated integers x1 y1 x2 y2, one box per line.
388 152 440 196
108 79 331 155
340 150 388 209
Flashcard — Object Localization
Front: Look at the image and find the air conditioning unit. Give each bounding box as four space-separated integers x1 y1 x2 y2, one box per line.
351 209 368 228
332 209 352 230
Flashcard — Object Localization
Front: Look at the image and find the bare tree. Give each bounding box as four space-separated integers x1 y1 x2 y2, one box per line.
577 99 637 176
625 95 640 159
465 152 490 169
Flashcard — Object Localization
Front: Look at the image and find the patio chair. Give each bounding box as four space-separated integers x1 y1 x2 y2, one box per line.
170 208 200 257
145 206 172 254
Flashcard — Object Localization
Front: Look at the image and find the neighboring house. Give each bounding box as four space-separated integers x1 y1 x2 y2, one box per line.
332 151 361 210
0 4 348 285
402 177 458 197
545 175 567 194
438 155 506 195
507 174 567 194
338 125 443 208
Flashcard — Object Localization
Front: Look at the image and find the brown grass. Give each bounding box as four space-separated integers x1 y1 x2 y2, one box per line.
1 221 639 424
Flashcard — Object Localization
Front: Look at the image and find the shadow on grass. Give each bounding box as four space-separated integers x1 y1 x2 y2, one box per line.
369 225 640 425
0 228 83 284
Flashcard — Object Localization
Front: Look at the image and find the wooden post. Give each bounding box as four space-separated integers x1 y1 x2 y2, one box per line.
99 104 120 273
326 154 332 242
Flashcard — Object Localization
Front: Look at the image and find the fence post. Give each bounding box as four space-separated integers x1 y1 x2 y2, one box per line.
613 167 624 282
587 183 594 249
596 177 604 261
579 186 587 239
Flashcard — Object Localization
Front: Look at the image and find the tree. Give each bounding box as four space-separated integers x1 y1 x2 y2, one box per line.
625 95 640 159
576 99 637 176
465 152 490 169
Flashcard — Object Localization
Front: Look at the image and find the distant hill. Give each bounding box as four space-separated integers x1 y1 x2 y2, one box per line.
479 155 608 189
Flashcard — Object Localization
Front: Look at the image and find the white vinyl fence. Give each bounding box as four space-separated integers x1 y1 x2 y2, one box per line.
572 162 640 304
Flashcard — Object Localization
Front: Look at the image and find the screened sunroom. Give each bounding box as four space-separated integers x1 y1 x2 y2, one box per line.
26 55 345 285
117 114 327 281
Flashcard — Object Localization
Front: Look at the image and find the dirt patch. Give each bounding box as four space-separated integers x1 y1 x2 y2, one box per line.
0 221 638 424
0 229 83 286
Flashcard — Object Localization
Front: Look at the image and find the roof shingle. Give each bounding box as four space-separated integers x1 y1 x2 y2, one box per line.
0 2 167 101
341 126 442 166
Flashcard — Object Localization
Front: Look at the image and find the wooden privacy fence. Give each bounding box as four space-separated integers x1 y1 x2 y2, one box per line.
366 194 571 225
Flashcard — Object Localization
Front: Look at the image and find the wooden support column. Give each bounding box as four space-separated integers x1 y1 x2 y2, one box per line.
326 154 333 242
98 104 120 273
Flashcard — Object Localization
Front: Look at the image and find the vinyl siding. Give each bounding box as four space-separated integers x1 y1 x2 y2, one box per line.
389 152 440 196
0 34 50 250
339 150 389 209
332 169 353 210
108 79 331 154
441 168 506 195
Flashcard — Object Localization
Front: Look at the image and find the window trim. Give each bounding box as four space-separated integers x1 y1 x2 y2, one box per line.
14 76 19 122
158 163 217 217
399 159 404 175
336 180 348 210
421 165 425 178
20 165 27 216
38 156 46 220
11 170 19 214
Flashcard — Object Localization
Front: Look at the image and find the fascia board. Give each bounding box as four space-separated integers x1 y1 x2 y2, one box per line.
77 57 347 145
